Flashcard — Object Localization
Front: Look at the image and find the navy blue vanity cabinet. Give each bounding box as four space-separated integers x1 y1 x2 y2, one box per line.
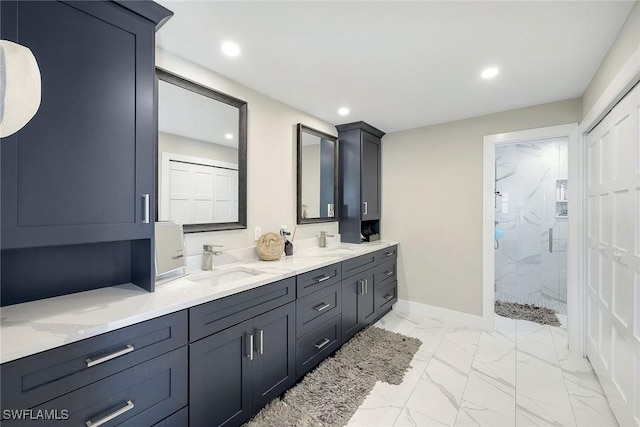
294 263 343 379
374 247 398 317
336 121 385 243
0 311 188 426
342 269 376 342
188 279 296 427
0 0 172 305
340 246 398 342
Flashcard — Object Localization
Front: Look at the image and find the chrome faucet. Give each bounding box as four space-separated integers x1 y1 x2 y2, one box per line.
319 231 335 248
202 244 223 270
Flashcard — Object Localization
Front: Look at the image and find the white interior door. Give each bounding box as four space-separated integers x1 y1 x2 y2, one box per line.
167 159 238 224
586 81 640 427
213 169 239 223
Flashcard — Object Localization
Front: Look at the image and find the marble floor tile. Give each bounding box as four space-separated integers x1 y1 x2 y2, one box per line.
400 360 467 426
461 361 516 420
454 399 515 426
393 406 450 427
374 310 424 336
347 391 404 427
347 310 620 427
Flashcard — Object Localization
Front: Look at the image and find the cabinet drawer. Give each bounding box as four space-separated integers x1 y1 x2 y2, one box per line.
296 315 342 379
1 311 187 409
377 280 397 312
189 277 295 342
296 263 341 297
376 260 397 288
152 407 188 427
2 347 188 427
296 282 341 338
376 246 397 262
341 252 377 279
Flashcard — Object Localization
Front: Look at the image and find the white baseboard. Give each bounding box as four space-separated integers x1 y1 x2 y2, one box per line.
395 299 492 330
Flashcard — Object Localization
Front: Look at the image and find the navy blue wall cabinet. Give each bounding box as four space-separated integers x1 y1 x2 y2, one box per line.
0 0 172 305
336 121 385 243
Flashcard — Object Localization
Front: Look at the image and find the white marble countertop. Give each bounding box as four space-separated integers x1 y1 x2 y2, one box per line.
0 240 397 364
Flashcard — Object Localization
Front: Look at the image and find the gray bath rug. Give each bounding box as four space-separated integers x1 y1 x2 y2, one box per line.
495 300 561 326
244 326 422 427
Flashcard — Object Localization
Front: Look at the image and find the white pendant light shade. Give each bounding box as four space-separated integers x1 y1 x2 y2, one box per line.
0 40 42 138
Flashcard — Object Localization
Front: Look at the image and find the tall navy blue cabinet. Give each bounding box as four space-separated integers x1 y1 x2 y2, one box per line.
336 121 385 244
0 1 172 305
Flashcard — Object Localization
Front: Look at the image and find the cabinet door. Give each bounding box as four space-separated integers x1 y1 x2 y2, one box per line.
1 1 154 249
189 320 253 427
361 132 380 220
358 270 377 325
252 303 296 411
342 274 362 342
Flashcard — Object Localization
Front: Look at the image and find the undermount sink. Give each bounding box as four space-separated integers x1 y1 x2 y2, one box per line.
190 266 268 286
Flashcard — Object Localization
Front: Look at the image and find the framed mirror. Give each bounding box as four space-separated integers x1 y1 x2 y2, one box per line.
297 124 338 224
156 68 247 232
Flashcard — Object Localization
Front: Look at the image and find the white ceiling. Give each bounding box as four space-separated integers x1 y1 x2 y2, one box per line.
155 1 635 133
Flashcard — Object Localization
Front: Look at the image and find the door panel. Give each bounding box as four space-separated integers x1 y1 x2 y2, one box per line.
361 133 380 220
189 320 252 427
252 303 295 411
586 81 640 427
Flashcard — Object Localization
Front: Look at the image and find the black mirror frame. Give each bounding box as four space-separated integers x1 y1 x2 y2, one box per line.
296 123 339 225
155 67 247 232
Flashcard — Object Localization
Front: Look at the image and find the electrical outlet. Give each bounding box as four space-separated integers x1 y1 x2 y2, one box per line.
254 226 262 240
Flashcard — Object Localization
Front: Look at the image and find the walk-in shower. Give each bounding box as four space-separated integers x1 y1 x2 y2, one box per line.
494 138 568 314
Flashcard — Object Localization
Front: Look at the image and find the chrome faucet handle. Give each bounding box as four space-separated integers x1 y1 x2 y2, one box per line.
203 244 223 252
320 231 335 237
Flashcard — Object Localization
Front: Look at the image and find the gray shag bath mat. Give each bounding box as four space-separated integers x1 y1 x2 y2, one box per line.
244 326 422 427
495 300 561 326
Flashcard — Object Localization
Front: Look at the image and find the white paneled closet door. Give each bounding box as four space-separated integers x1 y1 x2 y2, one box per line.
586 81 640 427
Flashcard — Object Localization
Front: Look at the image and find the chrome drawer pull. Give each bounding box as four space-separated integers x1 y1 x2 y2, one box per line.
358 279 365 295
314 275 331 283
86 345 134 368
246 334 254 360
384 294 394 301
313 302 331 312
385 252 394 257
385 270 393 276
314 338 331 349
142 194 150 224
258 329 264 355
365 278 368 294
85 400 134 427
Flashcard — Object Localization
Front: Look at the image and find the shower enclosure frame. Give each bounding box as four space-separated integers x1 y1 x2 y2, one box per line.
483 123 581 353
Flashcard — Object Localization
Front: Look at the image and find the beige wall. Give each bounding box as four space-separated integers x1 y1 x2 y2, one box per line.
156 50 339 257
381 99 581 316
582 1 640 116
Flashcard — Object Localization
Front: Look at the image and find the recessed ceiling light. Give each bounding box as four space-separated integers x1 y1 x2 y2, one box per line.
481 67 499 79
224 133 234 140
221 41 240 57
338 107 350 116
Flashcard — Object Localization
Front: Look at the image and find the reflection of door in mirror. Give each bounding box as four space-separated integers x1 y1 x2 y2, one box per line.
297 124 338 224
155 221 186 281
156 69 247 232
